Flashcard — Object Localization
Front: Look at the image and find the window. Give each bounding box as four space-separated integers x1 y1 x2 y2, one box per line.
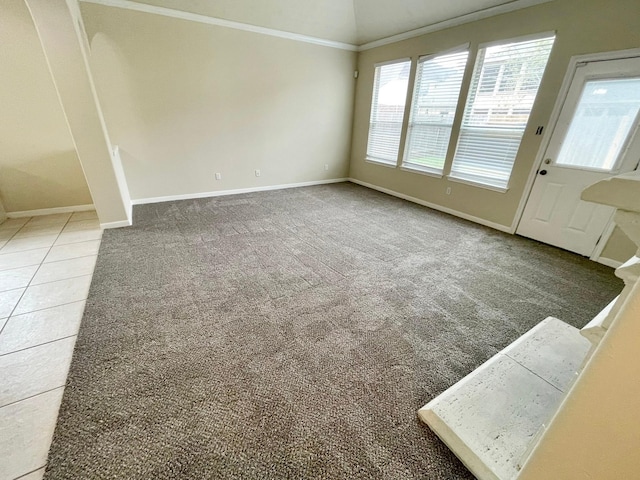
403 49 469 174
450 34 555 189
479 64 500 94
366 59 411 165
555 78 640 171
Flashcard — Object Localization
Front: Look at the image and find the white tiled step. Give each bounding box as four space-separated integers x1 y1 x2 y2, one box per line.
418 317 591 480
616 255 640 284
581 296 618 345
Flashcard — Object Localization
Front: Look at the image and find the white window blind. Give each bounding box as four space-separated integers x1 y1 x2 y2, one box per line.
366 59 411 165
450 35 555 189
403 50 469 173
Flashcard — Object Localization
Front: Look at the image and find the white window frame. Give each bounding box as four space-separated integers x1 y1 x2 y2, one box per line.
402 44 469 177
365 58 411 167
448 31 556 192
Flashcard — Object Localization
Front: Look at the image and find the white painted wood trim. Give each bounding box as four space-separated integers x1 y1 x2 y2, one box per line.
477 30 556 50
399 165 444 178
358 0 554 51
590 217 616 261
348 178 512 233
365 158 397 168
446 175 510 194
101 219 132 229
112 144 133 227
568 48 640 64
512 48 640 238
131 178 349 205
7 204 95 218
79 0 358 51
596 257 624 269
417 43 471 63
373 57 412 68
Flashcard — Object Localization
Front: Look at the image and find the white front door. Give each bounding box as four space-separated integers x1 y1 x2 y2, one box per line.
517 57 640 256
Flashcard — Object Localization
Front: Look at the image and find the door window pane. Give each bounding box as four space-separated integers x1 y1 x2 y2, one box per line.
556 78 640 170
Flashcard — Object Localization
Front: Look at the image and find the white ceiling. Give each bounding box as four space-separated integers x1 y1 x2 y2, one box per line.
128 0 551 45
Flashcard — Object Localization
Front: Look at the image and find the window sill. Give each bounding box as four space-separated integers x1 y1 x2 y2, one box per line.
400 164 443 178
447 175 509 193
365 157 397 168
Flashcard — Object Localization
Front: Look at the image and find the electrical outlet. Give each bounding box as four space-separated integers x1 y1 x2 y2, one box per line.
215 173 222 180
324 164 329 171
255 169 261 177
446 187 451 195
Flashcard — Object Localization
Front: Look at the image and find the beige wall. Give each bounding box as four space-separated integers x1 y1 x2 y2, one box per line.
25 0 133 227
0 198 6 224
600 226 637 264
0 0 92 213
349 0 640 244
80 3 357 201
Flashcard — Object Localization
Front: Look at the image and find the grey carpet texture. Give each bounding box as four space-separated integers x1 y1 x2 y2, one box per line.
45 183 622 479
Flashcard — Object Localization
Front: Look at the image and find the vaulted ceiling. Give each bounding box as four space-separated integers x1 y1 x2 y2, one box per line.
128 0 552 45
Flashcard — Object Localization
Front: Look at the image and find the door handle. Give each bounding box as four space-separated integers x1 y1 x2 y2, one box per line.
539 169 548 175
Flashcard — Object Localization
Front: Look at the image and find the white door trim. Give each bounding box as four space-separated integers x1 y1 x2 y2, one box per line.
512 47 640 250
590 217 617 262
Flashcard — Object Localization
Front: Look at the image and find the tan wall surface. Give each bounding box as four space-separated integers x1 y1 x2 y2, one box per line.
349 0 640 232
80 3 357 201
0 0 92 212
0 198 6 223
600 225 637 264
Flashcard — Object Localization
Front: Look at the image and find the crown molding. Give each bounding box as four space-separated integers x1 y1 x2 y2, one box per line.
80 0 555 53
358 0 555 51
79 0 359 51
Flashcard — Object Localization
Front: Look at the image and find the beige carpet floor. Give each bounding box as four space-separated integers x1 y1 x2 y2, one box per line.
45 183 622 479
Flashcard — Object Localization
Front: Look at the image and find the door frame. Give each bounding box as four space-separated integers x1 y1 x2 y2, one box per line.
512 47 640 263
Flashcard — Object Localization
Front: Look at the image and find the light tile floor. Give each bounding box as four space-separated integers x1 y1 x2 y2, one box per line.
0 211 102 480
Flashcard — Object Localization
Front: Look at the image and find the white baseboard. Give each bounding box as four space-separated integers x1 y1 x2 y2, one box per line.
101 219 133 229
7 204 95 218
348 178 512 233
596 257 623 269
131 178 349 205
